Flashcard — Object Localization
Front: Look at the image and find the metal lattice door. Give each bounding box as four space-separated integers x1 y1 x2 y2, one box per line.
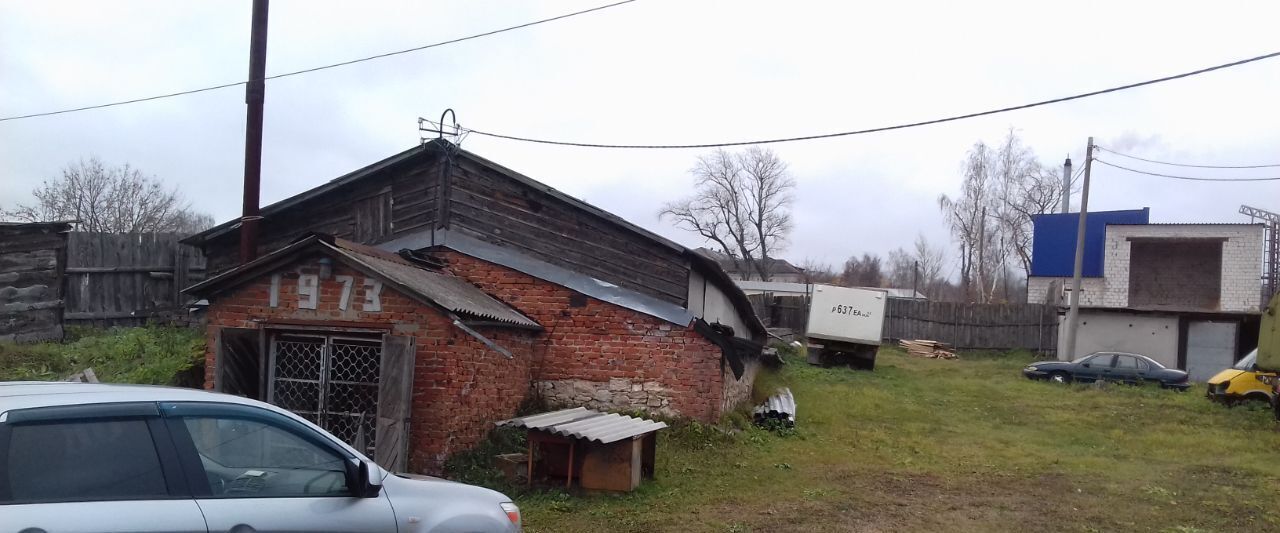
269 333 381 457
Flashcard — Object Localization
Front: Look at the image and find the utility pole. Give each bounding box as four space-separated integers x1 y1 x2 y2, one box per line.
239 0 269 264
912 260 920 297
1063 137 1094 361
1061 156 1073 213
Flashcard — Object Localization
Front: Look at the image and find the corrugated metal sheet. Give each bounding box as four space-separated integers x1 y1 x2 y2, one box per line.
496 407 668 444
1031 208 1151 278
753 387 795 427
332 240 539 328
380 230 695 327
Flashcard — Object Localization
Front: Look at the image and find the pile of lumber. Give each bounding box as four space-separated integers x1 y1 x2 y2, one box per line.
898 340 958 360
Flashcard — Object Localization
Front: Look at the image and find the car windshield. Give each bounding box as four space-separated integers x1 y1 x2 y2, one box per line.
1233 349 1258 371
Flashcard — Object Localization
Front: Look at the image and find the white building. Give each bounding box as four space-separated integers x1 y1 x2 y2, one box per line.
1028 217 1264 381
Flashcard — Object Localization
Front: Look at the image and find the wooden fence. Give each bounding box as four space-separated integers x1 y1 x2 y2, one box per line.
882 299 1057 353
64 232 206 327
746 293 810 333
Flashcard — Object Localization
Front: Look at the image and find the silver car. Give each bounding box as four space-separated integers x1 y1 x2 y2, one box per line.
0 382 521 532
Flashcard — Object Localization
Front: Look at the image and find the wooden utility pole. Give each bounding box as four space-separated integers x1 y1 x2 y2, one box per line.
1063 137 1094 361
239 0 269 264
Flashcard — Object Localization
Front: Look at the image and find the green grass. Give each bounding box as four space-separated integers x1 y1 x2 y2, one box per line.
0 326 205 385
496 347 1280 532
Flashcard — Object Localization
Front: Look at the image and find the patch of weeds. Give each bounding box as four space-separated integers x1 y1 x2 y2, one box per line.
0 326 204 385
755 417 797 437
441 426 527 490
773 462 792 470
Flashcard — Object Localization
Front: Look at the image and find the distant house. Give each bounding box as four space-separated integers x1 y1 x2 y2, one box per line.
184 140 765 474
1027 208 1264 381
695 248 806 283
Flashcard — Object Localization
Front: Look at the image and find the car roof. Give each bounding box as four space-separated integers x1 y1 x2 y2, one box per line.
0 381 265 416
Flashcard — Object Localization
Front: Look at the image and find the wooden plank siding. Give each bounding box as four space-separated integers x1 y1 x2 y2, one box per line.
197 145 692 307
203 158 441 274
448 157 690 305
0 223 69 342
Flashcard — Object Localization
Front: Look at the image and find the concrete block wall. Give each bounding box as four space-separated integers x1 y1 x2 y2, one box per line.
1105 225 1263 312
1026 277 1106 306
1030 225 1263 312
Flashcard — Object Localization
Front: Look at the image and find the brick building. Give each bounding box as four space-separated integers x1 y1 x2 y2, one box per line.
184 140 765 473
1027 209 1264 380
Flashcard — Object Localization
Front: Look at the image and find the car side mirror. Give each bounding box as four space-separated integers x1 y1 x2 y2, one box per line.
346 459 383 498
1081 363 1090 368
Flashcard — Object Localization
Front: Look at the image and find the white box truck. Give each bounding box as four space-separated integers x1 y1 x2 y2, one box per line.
805 285 888 370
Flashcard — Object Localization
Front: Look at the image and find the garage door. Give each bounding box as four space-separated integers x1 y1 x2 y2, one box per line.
1186 321 1237 382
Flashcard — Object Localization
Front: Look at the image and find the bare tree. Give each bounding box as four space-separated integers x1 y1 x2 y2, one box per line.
3 157 214 235
661 147 796 281
939 130 1072 302
913 234 947 298
798 258 838 284
840 253 884 287
885 247 915 288
939 141 993 302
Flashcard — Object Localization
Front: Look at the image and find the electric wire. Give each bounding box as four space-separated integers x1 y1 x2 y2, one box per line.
1093 158 1280 181
0 0 637 122
1095 145 1280 169
462 50 1280 149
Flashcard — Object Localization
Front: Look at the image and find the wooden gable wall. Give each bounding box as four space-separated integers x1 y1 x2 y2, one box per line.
204 155 441 273
447 156 690 306
200 144 690 307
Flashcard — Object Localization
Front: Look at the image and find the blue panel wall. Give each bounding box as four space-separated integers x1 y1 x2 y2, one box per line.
1030 208 1149 277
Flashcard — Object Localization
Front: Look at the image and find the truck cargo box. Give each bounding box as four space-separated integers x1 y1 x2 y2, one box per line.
805 285 887 345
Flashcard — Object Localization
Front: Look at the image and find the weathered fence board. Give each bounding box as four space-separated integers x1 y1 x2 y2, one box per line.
0 222 70 342
746 293 809 333
882 299 1057 354
64 232 206 327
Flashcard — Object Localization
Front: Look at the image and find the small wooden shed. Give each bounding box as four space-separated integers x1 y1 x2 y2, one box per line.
497 407 667 492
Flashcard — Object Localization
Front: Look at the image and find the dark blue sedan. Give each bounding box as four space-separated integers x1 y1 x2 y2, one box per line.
1023 351 1191 390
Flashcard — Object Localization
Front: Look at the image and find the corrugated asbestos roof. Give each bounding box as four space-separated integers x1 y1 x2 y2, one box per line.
753 387 796 426
330 239 539 328
185 234 539 329
496 407 668 444
378 229 695 327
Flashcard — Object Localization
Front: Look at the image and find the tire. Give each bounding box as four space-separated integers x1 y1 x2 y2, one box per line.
1049 371 1071 384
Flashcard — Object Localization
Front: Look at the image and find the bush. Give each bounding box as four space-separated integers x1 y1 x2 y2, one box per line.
0 326 205 385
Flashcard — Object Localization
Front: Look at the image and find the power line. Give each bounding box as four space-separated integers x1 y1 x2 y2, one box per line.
1095 145 1280 169
0 0 637 122
463 49 1280 149
1094 158 1280 181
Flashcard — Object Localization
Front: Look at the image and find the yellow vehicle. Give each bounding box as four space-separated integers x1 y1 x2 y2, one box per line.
1205 349 1275 405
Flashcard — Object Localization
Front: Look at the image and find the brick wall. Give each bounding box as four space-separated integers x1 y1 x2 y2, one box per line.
435 250 734 423
202 258 536 474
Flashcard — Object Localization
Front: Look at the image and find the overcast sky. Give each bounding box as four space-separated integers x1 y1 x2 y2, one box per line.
3 1 1279 278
